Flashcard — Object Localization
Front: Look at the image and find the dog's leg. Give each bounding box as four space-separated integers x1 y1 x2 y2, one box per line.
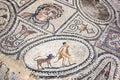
40 63 44 69
50 62 52 67
37 62 39 70
48 62 52 67
47 62 49 67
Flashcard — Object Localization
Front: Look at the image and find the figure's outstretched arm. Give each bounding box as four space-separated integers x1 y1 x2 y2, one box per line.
57 47 63 55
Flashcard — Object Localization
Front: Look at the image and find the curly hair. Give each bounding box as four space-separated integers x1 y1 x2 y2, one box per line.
35 3 64 19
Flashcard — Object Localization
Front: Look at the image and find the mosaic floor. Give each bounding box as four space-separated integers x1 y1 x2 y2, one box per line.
0 0 120 80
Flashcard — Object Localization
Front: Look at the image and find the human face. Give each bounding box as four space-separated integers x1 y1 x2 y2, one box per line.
47 7 58 18
39 7 58 19
64 43 69 47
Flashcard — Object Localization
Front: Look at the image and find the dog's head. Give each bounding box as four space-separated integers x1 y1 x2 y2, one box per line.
47 54 55 59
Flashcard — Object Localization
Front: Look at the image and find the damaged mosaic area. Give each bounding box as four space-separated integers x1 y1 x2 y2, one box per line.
0 0 120 80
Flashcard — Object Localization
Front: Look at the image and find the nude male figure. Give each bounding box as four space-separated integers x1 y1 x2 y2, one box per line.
55 42 71 66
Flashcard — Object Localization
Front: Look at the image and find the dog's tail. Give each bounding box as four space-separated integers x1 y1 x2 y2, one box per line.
34 56 41 61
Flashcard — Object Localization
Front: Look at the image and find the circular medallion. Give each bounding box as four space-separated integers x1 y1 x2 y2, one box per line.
76 0 115 24
0 1 16 37
23 35 96 79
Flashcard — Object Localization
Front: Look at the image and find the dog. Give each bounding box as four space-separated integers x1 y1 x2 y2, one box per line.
34 54 55 69
0 61 3 68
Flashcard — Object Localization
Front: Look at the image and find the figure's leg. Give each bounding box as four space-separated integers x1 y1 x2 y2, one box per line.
62 57 65 66
68 57 71 65
54 59 60 63
63 54 71 65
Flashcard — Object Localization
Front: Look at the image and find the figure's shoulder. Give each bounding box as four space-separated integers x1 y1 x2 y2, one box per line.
61 46 66 49
20 12 32 18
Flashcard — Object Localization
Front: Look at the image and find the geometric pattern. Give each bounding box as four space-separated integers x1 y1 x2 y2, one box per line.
96 27 120 57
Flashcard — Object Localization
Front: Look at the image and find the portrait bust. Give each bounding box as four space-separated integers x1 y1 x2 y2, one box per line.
21 3 64 33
